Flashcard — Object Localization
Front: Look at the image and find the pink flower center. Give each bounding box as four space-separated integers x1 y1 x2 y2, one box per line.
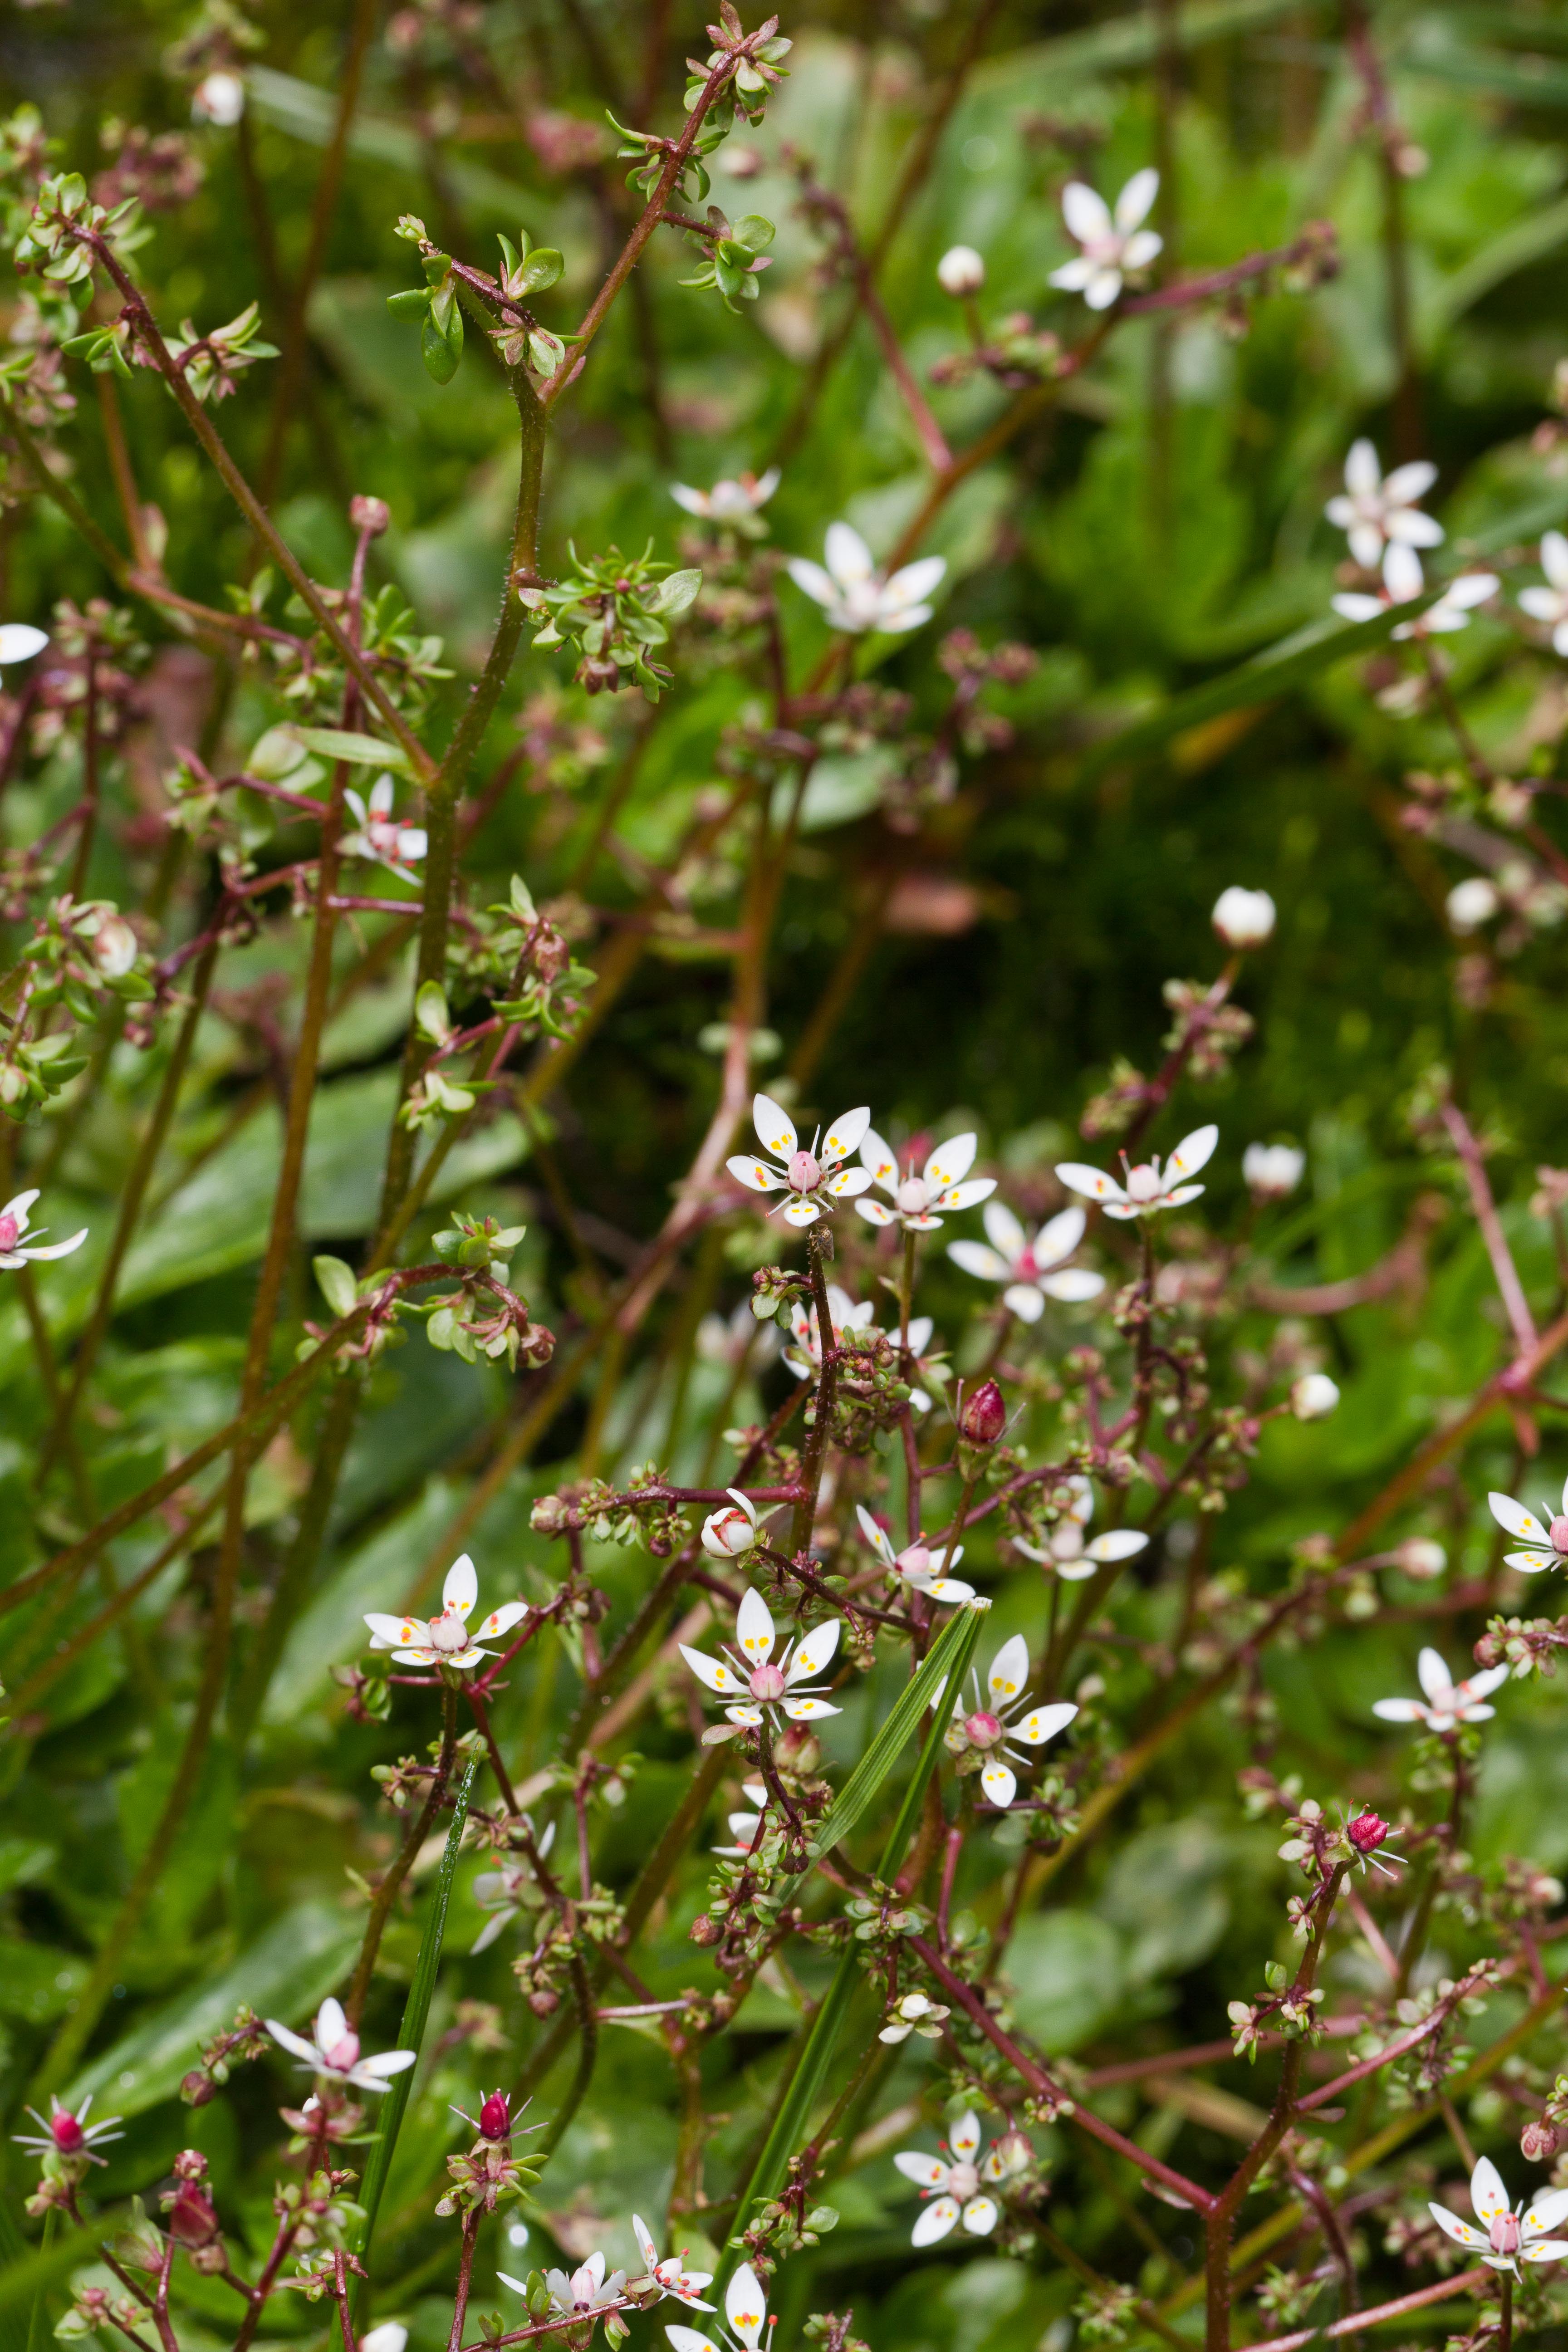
1015 1249 1038 1279
430 1614 469 1653
0 1215 18 1253
948 2160 981 2198
787 1148 821 1193
897 1543 933 1581
1490 2214 1521 2256
51 2111 84 2152
965 1710 1004 1749
749 1661 786 1702
1551 1517 1568 1555
323 2029 361 2072
896 1176 931 1214
1124 1164 1161 1202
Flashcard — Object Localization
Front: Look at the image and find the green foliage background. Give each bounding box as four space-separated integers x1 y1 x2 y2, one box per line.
6 1 1568 2348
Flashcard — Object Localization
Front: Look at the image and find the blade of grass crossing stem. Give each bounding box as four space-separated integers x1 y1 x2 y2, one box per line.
806 1600 985 1863
724 1602 986 2258
352 1754 480 2321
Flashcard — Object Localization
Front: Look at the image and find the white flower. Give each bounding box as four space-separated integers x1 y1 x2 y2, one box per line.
944 1634 1078 1808
713 1778 768 1857
671 469 779 527
1332 543 1497 638
631 2216 714 2310
1242 1143 1304 1201
856 1503 975 1605
1324 440 1443 571
937 245 985 296
88 912 139 978
1373 1646 1508 1731
786 524 946 636
502 2253 627 2320
1395 1537 1447 1580
1427 2157 1568 2276
1056 1124 1217 1220
681 1587 841 1733
783 1284 935 1412
363 1552 527 1671
856 1128 995 1231
192 69 246 125
697 1297 779 1370
0 623 48 666
879 1990 951 2045
1290 1372 1339 1421
1447 877 1499 933
1012 1475 1148 1582
1212 887 1276 948
12 2095 123 2165
666 2260 772 2352
340 775 427 874
701 1489 764 1560
470 1823 557 1950
894 2111 1008 2244
0 1188 88 1271
948 1201 1103 1321
1519 531 1568 655
726 1093 873 1226
361 2327 408 2352
1049 170 1161 310
1488 1479 1568 1573
264 1996 416 2094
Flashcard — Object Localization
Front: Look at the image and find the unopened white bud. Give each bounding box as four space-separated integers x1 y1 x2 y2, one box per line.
91 914 138 979
937 245 985 298
192 70 245 126
1291 1372 1340 1421
1447 877 1499 934
1212 886 1276 949
1394 1537 1446 1580
1242 1142 1304 1201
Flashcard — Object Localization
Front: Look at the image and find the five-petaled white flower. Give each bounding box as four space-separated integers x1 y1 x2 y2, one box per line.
856 1503 975 1605
787 523 946 636
0 623 48 666
0 1188 88 1271
502 2253 627 2320
895 2111 1007 2244
948 1201 1103 1320
1373 1646 1508 1731
945 1634 1078 1807
339 775 427 874
13 2095 123 2165
681 1588 841 1732
1057 1125 1217 1220
1243 1143 1305 1200
666 2260 772 2352
713 1778 768 1857
701 1489 768 1561
727 1093 873 1226
1012 1475 1148 1582
856 1129 995 1231
1427 2157 1568 2276
671 470 779 529
1488 1478 1568 1573
1049 170 1161 310
1325 440 1443 571
364 1553 527 1670
1519 532 1568 655
470 1823 557 1951
631 2216 714 2310
1332 544 1497 638
264 1996 416 2094
879 1990 951 2045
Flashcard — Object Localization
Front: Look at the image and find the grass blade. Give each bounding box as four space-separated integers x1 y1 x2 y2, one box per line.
807 1598 986 1864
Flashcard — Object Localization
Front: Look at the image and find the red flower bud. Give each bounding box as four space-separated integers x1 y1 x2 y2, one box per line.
180 2071 216 2107
960 1380 1006 1446
688 1914 721 1947
1347 1809 1390 1855
172 2150 209 2182
1522 2119 1560 2163
479 2091 511 2141
527 1986 560 2016
167 2184 220 2247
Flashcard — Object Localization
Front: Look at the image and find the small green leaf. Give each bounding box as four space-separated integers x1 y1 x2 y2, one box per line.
421 310 461 383
733 214 775 249
385 288 429 319
314 1255 358 1319
415 980 452 1044
517 247 563 294
652 567 703 618
289 726 413 775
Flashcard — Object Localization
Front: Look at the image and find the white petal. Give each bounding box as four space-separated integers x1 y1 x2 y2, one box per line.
1427 2204 1484 2248
949 2112 982 2157
1056 1161 1125 1204
906 1316 933 1352
1383 460 1436 506
822 1105 871 1163
961 2196 1000 2236
1115 167 1159 230
1522 2241 1568 2264
736 1588 776 1665
1049 258 1094 291
860 1127 898 1186
987 1634 1029 1706
355 2049 416 2079
1122 229 1162 269
1034 1204 1086 1264
925 1132 976 1188
936 1178 996 1211
1348 522 1385 569
980 1761 1017 1807
1333 594 1383 623
391 1646 441 1665
1009 1702 1078 1746
788 1616 840 1681
1504 1548 1554 1573
824 522 875 589
857 1198 897 1226
666 2328 723 2352
1040 1268 1104 1302
1487 1492 1545 1543
474 1600 528 1641
825 1166 874 1196
680 1645 739 1695
1167 1125 1218 1181
1061 181 1112 243
1004 1283 1047 1321
1470 2158 1509 2224
1444 572 1498 609
1417 1648 1452 1704
725 2264 767 2351
882 557 946 613
1524 2190 1568 2237
781 1198 821 1225
1383 542 1425 600
1086 1529 1148 1562
22 1229 87 1260
752 1092 797 1160
727 1156 784 1193
1386 510 1444 548
895 2151 950 2188
786 557 838 609
1372 1697 1425 1721
911 2197 961 2246
633 2216 660 2273
857 1504 898 1566
266 2020 321 2064
781 1695 839 1720
443 1554 478 1618
1345 439 1381 497
1084 268 1122 309
365 1611 421 1648
0 624 47 664
1465 1665 1509 1701
317 1997 348 2048
1519 588 1564 623
923 1578 976 1603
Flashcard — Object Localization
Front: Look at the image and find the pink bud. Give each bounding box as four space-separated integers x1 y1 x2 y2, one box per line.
749 1661 786 1702
51 2110 84 2153
0 1215 17 1254
960 1380 1006 1446
167 2185 220 2247
180 2071 216 2108
688 1914 721 1947
1551 1518 1568 1556
1348 1809 1390 1855
528 1986 560 2015
479 2091 511 2140
349 495 391 539
787 1148 821 1194
964 1710 1004 1749
1522 2119 1560 2163
322 2028 361 2072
